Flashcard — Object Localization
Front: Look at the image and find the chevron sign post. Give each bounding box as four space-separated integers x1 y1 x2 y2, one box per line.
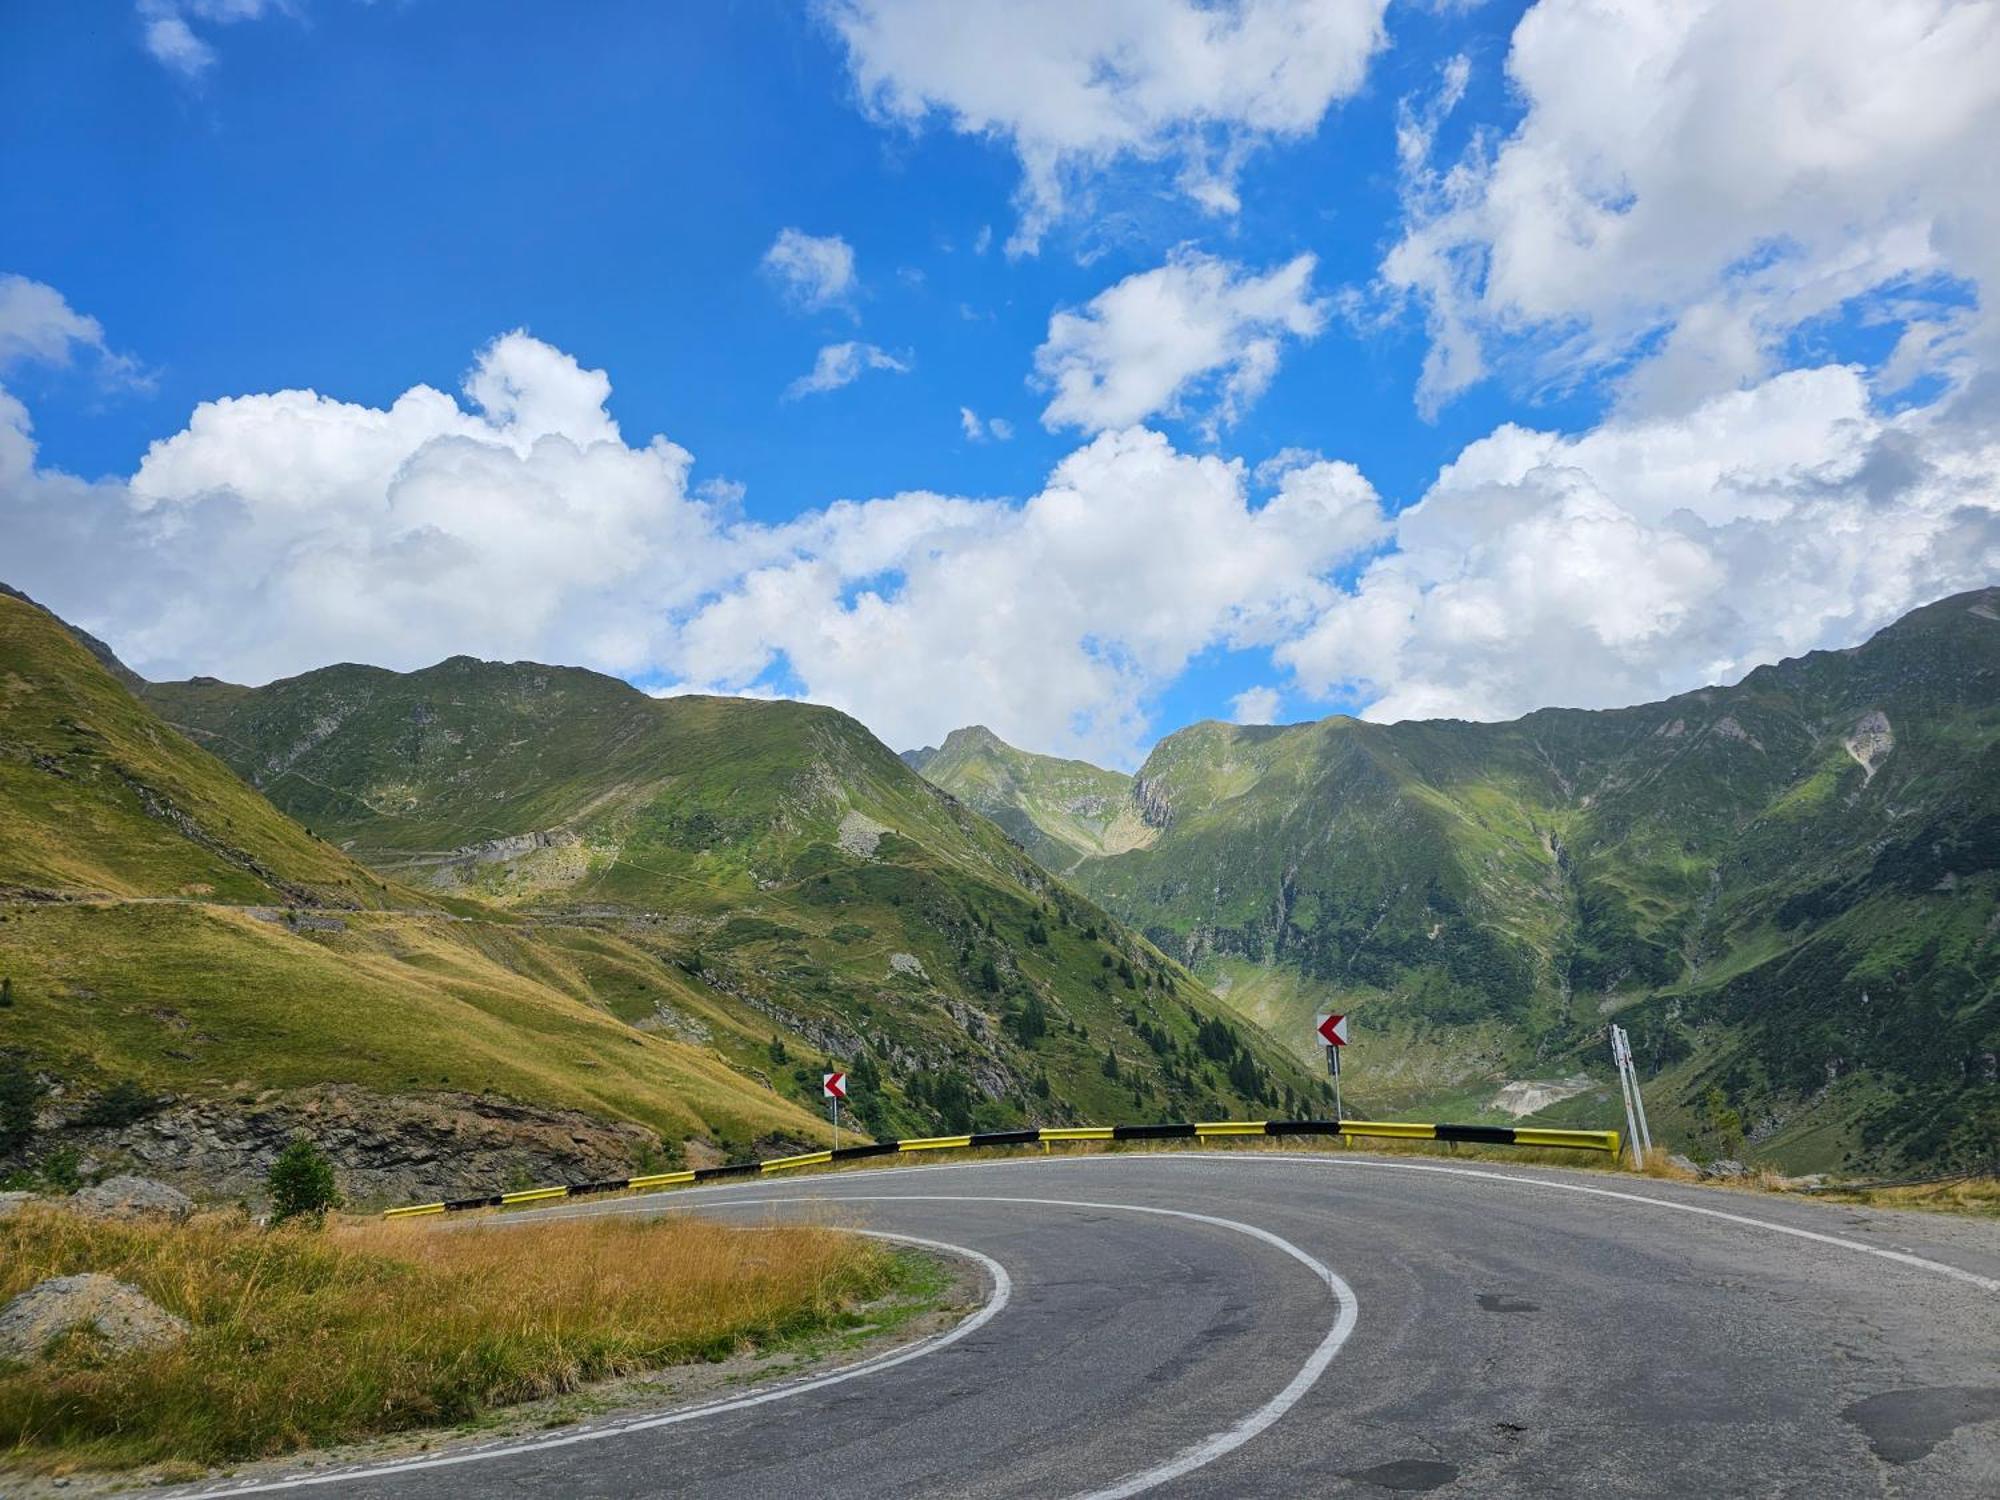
823 1071 846 1149
1316 1014 1348 1120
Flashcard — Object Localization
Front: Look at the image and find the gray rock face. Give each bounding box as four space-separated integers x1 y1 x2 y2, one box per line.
0 1274 190 1361
71 1174 196 1223
0 1190 36 1220
62 1085 659 1206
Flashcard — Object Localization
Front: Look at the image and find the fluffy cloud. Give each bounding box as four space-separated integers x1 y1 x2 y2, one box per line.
785 341 910 398
8 331 722 684
823 0 1388 254
1035 250 1324 436
136 0 281 77
1230 685 1282 724
1279 365 2000 721
0 275 145 388
958 407 1013 442
9 313 1992 770
661 430 1387 761
761 228 857 313
4 323 1389 765
1385 0 2000 415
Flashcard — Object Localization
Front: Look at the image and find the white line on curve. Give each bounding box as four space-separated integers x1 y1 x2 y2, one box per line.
170 1228 1012 1499
549 1146 1996 1293
626 1192 1361 1500
180 1194 1359 1499
1255 1153 2000 1294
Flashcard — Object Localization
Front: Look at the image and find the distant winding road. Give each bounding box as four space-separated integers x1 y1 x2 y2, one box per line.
185 1153 1999 1498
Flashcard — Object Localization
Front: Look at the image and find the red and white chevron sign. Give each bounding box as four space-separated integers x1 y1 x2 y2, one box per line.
823 1071 847 1100
1316 1013 1349 1048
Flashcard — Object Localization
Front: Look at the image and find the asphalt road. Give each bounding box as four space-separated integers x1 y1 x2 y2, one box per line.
187 1152 1999 1499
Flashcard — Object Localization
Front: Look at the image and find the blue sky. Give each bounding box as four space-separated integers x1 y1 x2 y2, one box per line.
3 1 1997 766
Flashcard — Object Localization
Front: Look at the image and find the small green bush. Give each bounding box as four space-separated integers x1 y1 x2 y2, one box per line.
0 1059 42 1155
266 1136 342 1226
77 1078 164 1129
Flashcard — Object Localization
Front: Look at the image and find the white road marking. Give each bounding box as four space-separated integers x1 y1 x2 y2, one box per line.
542 1146 1997 1292
628 1194 1360 1500
1257 1153 2000 1294
171 1229 1010 1498
168 1146 1991 1497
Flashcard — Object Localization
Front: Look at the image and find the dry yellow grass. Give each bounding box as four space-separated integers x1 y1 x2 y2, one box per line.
0 1206 901 1472
1800 1176 2000 1216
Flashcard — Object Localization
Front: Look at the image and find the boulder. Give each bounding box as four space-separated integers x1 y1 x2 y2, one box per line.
0 1190 36 1221
0 1274 189 1361
1665 1154 1701 1176
1701 1158 1748 1180
71 1174 195 1223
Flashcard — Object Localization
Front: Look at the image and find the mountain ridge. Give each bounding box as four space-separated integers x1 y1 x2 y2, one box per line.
909 588 2000 1171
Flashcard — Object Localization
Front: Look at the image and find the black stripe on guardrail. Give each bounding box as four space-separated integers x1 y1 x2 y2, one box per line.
577 1179 640 1197
693 1161 762 1182
392 1116 1620 1216
832 1141 902 1161
969 1128 1043 1149
1114 1122 1198 1141
1434 1123 1518 1146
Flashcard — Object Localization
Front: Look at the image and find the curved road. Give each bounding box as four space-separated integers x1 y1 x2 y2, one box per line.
191 1153 1998 1498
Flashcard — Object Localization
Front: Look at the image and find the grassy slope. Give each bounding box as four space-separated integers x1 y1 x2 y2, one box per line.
143 659 1322 1138
0 592 827 1151
911 591 2000 1171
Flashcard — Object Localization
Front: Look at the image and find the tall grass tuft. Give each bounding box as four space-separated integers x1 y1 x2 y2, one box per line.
0 1206 895 1472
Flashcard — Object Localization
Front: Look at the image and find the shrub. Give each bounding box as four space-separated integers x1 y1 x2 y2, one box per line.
266 1137 342 1226
0 1058 42 1155
77 1079 164 1129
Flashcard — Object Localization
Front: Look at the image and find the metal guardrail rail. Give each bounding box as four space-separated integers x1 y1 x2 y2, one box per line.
381 1117 1621 1219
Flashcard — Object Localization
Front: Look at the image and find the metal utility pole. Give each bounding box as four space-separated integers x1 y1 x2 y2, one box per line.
1609 1024 1653 1167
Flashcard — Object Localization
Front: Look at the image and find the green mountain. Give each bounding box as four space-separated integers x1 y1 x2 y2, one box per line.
0 591 830 1172
901 725 1149 873
140 657 1319 1143
913 590 2000 1172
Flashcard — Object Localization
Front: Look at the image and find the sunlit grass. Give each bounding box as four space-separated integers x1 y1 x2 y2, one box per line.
0 1206 900 1472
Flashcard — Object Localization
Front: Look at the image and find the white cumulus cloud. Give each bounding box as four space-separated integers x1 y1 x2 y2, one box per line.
2 321 1388 765
762 228 859 312
1384 0 2000 416
1230 685 1282 724
1279 365 2000 721
823 0 1388 254
1036 250 1325 436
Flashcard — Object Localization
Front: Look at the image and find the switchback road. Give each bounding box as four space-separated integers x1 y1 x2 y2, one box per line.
184 1152 1999 1498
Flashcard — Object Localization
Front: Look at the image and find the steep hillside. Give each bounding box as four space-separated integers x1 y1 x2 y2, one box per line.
0 590 845 1189
912 590 2000 1171
904 725 1150 871
144 660 1321 1142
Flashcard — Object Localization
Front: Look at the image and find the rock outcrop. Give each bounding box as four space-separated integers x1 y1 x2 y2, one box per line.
71 1174 195 1223
0 1274 189 1361
60 1086 659 1205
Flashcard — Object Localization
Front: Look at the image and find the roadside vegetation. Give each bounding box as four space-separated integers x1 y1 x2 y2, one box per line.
0 1205 911 1474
